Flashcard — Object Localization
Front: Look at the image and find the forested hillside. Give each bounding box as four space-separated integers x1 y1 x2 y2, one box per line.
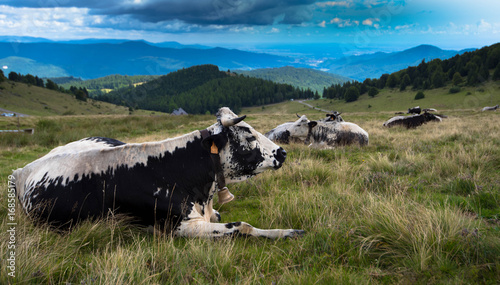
324 42 500 102
58 74 160 95
235 66 350 93
96 65 312 114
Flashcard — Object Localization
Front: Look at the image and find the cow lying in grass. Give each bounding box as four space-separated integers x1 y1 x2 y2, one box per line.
265 115 317 144
267 113 369 148
383 112 445 129
306 114 369 148
11 107 304 239
481 105 499 111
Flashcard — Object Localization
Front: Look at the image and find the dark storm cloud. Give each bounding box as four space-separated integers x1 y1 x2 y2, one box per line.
1 0 317 26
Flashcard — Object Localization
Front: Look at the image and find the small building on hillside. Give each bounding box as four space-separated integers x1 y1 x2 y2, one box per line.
172 108 188 116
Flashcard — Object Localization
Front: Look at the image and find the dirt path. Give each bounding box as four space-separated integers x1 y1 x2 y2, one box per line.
296 100 331 113
0 107 30 117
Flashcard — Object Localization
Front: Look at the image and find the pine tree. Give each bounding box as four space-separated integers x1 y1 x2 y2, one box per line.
386 73 400 88
400 74 411 91
368 87 379 97
345 86 360 102
452 72 463 86
492 63 500 81
431 69 445 88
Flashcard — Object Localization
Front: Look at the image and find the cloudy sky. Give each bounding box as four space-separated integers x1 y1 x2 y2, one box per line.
0 0 498 51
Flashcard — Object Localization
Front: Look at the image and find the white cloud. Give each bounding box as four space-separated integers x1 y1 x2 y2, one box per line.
362 18 379 26
268 27 280 33
329 17 359 27
316 1 352 8
318 20 326 28
477 19 492 32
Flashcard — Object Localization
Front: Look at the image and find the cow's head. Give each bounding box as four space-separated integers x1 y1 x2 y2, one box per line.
203 107 287 183
289 114 318 142
422 112 443 123
324 111 344 122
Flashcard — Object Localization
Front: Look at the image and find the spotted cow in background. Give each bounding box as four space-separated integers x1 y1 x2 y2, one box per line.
383 112 445 128
307 120 369 148
11 107 304 239
265 115 317 144
321 112 344 123
407 106 421 114
481 105 499 111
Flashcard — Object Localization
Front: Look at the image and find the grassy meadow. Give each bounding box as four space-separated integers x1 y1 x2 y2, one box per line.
0 81 159 116
0 103 499 284
245 81 500 115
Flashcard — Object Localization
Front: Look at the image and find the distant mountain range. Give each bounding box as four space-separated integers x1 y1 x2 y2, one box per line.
319 44 475 80
0 41 293 79
0 38 476 83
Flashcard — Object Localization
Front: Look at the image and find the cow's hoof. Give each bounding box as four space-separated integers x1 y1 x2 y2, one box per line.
210 211 221 223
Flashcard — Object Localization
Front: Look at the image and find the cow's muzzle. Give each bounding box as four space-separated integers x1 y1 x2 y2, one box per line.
273 147 287 169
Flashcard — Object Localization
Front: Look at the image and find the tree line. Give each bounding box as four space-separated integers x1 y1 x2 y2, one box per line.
58 74 160 96
4 71 90 101
323 43 500 102
96 64 313 114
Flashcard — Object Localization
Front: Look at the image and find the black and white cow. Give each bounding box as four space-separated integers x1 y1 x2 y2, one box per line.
322 111 344 123
265 115 317 144
298 113 368 148
481 105 499 111
407 106 421 114
383 112 444 129
306 120 369 148
11 107 304 239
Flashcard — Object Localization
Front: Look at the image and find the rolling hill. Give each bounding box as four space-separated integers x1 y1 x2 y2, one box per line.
235 66 351 93
57 74 160 95
96 65 313 114
0 80 158 116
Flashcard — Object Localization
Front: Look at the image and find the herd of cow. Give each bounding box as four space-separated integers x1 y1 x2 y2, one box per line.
10 104 498 239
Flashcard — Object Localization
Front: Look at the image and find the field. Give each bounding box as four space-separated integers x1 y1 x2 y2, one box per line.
319 82 500 114
0 81 159 116
0 103 499 284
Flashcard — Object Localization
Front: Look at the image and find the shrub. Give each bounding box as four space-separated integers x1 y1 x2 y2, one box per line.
449 86 461 94
345 86 360 102
414 91 425 100
368 87 379 97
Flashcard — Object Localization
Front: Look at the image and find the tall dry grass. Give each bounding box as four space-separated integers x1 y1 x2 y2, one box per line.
0 110 499 284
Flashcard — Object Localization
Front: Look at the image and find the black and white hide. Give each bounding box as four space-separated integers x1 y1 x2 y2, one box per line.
481 105 499 111
306 119 369 148
265 115 317 144
11 107 304 239
407 106 421 114
383 112 444 129
321 111 344 123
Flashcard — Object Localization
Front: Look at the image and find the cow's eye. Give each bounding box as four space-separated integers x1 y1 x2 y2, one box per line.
246 137 256 143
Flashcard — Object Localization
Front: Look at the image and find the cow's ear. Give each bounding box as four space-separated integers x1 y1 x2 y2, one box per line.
201 134 228 152
308 121 317 128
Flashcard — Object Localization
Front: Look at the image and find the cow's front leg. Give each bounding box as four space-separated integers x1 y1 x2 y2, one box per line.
206 199 221 222
176 220 304 239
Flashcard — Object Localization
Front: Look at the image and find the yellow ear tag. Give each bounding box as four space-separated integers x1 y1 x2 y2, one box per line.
210 142 219 154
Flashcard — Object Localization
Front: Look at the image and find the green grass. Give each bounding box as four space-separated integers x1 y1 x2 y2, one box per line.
298 80 500 114
0 109 499 284
0 81 160 116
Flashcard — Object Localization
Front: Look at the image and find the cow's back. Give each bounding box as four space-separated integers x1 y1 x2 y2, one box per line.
13 137 126 220
310 122 368 147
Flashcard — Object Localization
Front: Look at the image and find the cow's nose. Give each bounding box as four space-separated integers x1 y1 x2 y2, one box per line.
275 147 286 164
280 148 287 160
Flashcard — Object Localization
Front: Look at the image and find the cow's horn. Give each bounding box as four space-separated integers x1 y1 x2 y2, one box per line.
296 113 301 118
221 115 247 127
